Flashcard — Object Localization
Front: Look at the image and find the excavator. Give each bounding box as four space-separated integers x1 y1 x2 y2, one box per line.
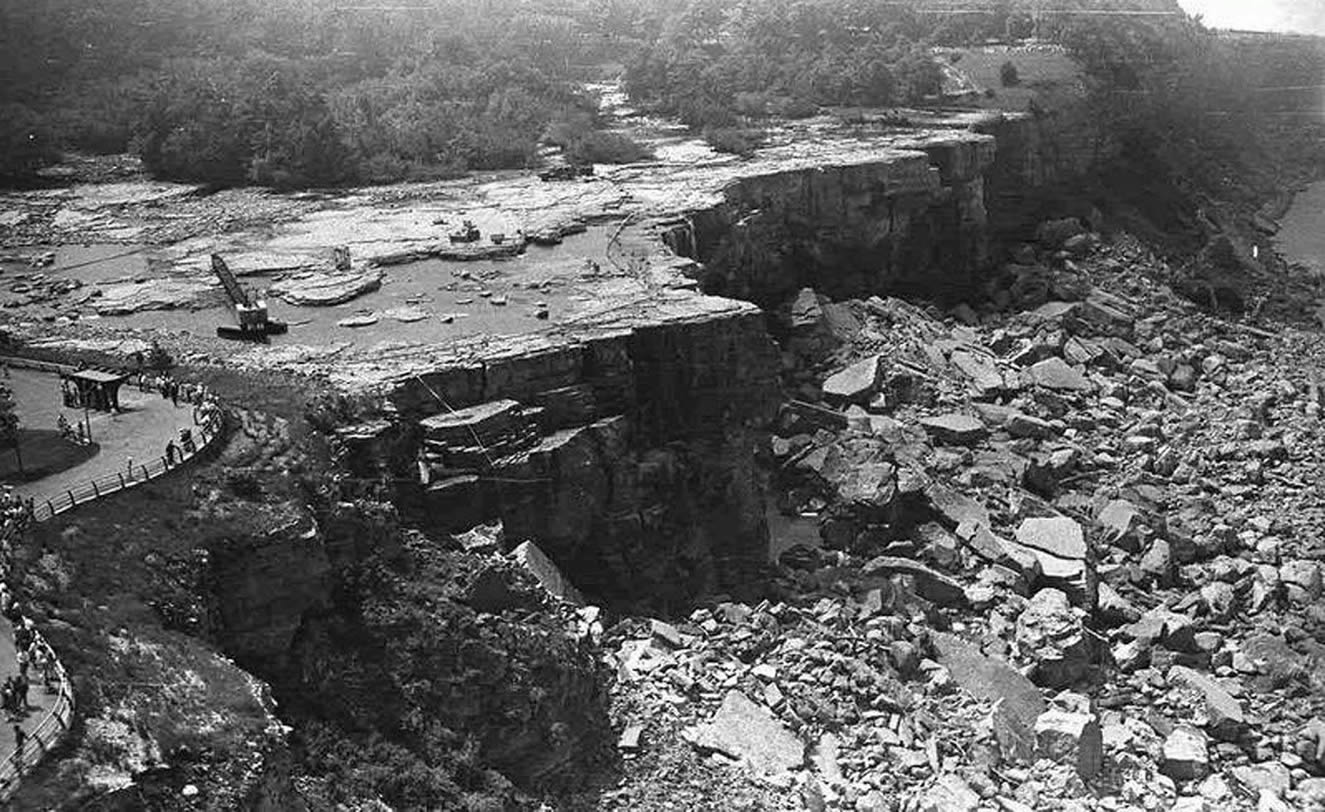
211 254 289 341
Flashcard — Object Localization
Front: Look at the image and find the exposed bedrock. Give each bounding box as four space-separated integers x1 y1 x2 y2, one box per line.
661 111 1109 312
331 111 1111 609
664 136 995 308
334 306 782 610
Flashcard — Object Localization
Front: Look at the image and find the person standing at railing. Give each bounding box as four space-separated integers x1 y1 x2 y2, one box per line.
11 724 24 769
32 647 51 694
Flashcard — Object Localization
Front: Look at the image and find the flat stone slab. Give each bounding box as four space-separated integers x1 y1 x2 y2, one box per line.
822 355 884 403
1027 357 1093 392
1167 665 1245 740
93 278 216 315
919 413 987 446
512 540 585 606
1015 516 1086 558
932 631 1046 763
684 690 805 782
269 267 383 306
336 314 379 328
950 350 1004 391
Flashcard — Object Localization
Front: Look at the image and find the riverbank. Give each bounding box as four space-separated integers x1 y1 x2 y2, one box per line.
1277 179 1325 277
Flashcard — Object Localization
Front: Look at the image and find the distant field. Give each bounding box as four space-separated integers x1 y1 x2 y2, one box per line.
938 44 1086 111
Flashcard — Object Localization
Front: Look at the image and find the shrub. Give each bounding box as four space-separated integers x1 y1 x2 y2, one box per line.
1000 60 1021 87
703 127 761 158
562 130 652 164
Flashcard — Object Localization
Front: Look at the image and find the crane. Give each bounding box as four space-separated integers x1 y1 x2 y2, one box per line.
211 254 288 340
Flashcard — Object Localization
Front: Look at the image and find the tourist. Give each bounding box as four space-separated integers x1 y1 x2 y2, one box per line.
33 646 52 691
165 440 178 466
16 672 29 712
16 646 28 680
12 723 25 766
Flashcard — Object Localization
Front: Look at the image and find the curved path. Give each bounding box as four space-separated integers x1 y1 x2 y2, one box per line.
7 368 201 509
0 367 225 801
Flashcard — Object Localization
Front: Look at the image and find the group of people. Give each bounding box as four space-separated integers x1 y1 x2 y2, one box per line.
55 415 89 446
138 374 210 408
0 583 58 769
0 489 32 540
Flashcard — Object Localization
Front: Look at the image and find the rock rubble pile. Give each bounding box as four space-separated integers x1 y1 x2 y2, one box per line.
591 225 1325 810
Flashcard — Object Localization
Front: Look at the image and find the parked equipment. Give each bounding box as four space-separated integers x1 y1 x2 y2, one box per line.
211 254 288 341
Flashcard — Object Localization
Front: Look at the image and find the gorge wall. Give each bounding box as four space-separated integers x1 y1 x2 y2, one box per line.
662 109 1109 311
336 301 782 609
328 108 1110 609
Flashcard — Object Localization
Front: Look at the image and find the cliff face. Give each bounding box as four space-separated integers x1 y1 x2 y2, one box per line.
662 111 1109 311
666 135 997 308
328 109 1119 610
342 305 782 609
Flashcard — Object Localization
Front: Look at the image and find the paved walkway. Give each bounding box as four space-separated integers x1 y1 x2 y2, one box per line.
0 621 58 771
6 369 200 508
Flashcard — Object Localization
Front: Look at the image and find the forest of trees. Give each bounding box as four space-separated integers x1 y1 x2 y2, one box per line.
1 0 1319 192
0 0 665 185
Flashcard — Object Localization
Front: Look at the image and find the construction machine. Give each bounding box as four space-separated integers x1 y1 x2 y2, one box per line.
211 254 288 340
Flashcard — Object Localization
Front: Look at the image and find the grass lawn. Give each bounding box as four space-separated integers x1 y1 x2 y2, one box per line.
0 429 99 483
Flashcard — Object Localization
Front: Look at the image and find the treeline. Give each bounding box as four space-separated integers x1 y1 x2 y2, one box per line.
0 0 664 185
3 0 1319 189
624 0 947 133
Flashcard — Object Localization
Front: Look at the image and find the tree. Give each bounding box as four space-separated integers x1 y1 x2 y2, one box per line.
0 382 22 476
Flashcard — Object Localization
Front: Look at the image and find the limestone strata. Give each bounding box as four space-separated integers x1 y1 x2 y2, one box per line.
329 295 781 605
664 132 997 307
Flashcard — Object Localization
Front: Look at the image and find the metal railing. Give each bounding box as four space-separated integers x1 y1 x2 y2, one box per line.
0 402 227 801
0 631 74 801
30 407 224 523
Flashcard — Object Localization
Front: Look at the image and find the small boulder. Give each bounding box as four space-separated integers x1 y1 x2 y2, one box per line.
1035 708 1104 778
1027 357 1093 392
919 413 988 446
1036 217 1086 248
1016 588 1092 688
1014 516 1092 605
916 774 980 812
1167 665 1245 740
1007 412 1056 440
1280 560 1323 603
1162 726 1211 781
823 356 885 404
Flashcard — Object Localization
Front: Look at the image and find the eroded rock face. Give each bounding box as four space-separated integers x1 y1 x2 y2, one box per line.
676 135 997 308
336 305 785 608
